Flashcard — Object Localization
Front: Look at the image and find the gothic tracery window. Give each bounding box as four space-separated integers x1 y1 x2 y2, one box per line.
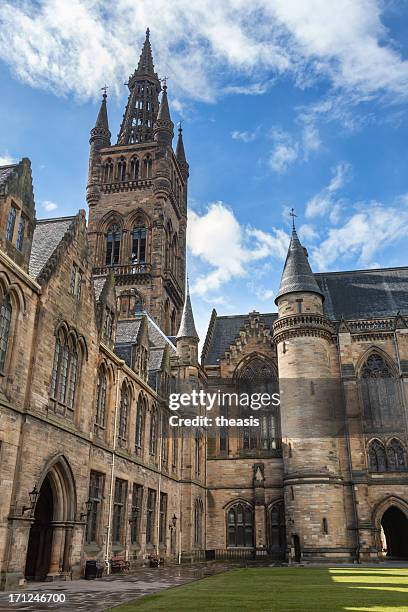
387 438 407 472
106 224 121 266
130 156 139 180
0 294 12 371
50 328 82 415
194 498 204 548
227 503 253 548
117 158 127 181
360 352 399 428
135 395 145 454
103 159 114 182
149 407 158 456
368 439 387 472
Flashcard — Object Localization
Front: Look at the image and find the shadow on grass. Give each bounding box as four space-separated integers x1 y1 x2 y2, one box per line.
110 566 408 612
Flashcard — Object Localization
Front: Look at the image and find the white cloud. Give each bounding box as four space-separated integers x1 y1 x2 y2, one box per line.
224 82 271 95
231 129 258 143
311 202 408 271
187 201 289 296
0 154 15 165
305 162 351 218
42 200 58 211
269 128 299 173
299 223 319 242
0 1 407 105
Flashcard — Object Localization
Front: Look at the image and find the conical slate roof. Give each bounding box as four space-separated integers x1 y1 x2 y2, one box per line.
177 283 199 340
176 126 187 165
95 94 109 131
156 86 172 122
275 230 324 303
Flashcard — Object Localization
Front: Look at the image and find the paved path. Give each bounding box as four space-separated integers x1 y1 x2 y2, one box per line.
0 564 234 611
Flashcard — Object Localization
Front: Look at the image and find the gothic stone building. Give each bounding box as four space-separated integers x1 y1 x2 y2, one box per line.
0 31 408 588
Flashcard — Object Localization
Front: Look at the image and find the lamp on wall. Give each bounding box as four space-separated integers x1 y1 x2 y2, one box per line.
22 485 40 515
80 498 93 521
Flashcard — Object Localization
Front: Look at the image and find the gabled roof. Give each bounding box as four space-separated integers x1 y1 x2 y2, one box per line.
0 164 17 187
115 313 176 352
316 266 408 321
202 312 277 366
29 216 76 279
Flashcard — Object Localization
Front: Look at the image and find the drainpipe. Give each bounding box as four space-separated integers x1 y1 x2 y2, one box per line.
156 404 163 556
105 369 121 573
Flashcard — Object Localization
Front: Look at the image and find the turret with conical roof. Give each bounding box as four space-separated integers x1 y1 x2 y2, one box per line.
87 92 111 206
176 125 189 180
176 281 199 364
154 83 174 146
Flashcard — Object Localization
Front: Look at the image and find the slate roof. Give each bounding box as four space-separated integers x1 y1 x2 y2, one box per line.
202 313 277 366
276 229 324 302
115 319 142 344
316 267 408 321
29 216 75 279
177 284 199 340
149 346 165 370
93 277 106 302
0 164 17 187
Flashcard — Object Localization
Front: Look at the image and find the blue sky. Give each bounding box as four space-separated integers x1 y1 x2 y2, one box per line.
0 1 408 340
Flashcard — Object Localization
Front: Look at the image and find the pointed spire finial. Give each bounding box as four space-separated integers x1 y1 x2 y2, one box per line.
290 207 297 231
101 84 108 98
177 279 199 340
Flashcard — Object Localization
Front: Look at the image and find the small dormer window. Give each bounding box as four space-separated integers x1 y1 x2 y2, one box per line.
6 205 17 242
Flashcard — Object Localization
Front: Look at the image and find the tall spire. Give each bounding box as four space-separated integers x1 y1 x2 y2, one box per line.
275 229 324 304
90 92 111 145
177 281 199 340
137 28 155 75
176 124 189 179
154 83 174 145
117 29 161 145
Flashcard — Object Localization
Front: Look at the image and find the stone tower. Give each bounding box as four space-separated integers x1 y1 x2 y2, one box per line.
273 228 354 562
87 29 188 334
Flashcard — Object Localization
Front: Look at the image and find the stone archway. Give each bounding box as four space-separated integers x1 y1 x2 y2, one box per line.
25 456 76 581
381 507 408 559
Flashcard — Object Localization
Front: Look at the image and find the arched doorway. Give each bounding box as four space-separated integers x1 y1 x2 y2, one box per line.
268 501 286 559
24 456 77 581
25 476 54 580
381 507 408 559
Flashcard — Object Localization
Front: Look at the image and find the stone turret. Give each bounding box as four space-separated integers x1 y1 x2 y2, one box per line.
273 227 352 563
86 93 111 206
175 125 189 180
176 281 199 366
153 84 174 147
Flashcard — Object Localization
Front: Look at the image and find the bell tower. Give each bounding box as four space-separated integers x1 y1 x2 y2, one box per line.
87 29 188 335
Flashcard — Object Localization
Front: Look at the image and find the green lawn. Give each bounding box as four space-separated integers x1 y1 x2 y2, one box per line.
111 567 408 612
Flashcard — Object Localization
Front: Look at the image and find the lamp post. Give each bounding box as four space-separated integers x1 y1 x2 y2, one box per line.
22 485 40 515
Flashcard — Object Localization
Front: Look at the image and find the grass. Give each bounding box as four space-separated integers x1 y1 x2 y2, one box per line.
111 567 408 612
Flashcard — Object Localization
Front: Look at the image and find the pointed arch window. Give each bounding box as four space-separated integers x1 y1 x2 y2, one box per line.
368 440 387 472
360 352 399 426
149 407 158 456
117 158 127 181
135 395 145 454
131 223 147 263
0 294 12 371
118 382 130 444
103 159 114 182
106 224 121 265
95 366 107 433
269 501 286 555
49 328 82 416
387 439 407 472
130 156 139 181
16 216 26 251
142 155 152 179
227 503 253 548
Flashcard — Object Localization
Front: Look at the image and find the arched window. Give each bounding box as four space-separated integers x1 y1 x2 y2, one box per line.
142 155 152 179
95 366 107 433
269 501 286 557
118 382 130 444
149 407 157 456
103 159 114 182
130 156 139 181
49 329 82 415
227 503 253 548
6 206 16 242
387 439 407 472
195 430 201 478
135 395 145 454
194 499 204 548
117 158 127 181
131 223 147 263
360 352 399 427
106 224 121 266
170 310 176 336
368 439 387 472
161 411 169 468
0 294 12 371
237 357 279 451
